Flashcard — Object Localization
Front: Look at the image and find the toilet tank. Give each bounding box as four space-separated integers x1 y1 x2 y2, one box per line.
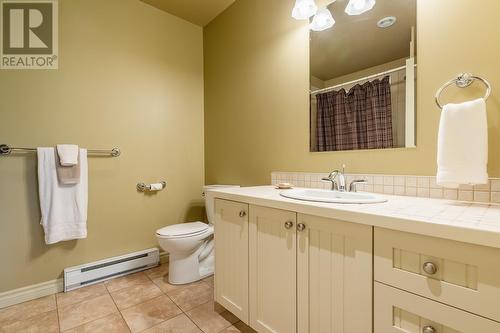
203 185 240 224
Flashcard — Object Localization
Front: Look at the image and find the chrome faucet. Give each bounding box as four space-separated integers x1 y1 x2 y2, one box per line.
322 164 347 192
349 179 368 192
322 164 368 192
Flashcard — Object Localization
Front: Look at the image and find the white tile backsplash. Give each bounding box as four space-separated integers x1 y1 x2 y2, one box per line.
271 171 500 204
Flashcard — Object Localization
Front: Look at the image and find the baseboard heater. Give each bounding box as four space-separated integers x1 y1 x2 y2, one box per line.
63 248 159 292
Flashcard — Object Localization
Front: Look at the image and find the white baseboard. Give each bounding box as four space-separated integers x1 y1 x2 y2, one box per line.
0 251 167 309
0 279 63 309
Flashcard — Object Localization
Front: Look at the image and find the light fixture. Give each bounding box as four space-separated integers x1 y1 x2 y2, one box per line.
345 0 376 16
377 16 396 28
291 0 318 20
310 8 335 32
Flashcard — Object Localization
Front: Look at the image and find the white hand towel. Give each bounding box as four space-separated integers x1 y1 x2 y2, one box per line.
56 144 79 166
37 147 88 244
436 98 488 188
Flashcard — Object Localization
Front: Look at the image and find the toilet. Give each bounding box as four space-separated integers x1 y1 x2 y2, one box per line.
156 185 239 284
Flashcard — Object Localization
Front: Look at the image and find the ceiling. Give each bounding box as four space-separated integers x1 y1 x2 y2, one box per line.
141 0 235 26
310 0 417 81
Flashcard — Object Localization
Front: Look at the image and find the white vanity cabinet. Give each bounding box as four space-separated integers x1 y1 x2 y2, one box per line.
249 205 297 333
212 187 500 333
214 199 373 333
297 213 372 333
214 199 249 323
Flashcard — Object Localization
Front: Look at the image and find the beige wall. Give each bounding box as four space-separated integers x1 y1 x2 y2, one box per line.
204 0 500 186
0 0 204 292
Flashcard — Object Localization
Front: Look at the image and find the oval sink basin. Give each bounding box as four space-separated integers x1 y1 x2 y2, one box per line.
280 188 387 204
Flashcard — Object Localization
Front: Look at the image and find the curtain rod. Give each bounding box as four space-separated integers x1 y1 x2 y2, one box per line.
311 64 417 95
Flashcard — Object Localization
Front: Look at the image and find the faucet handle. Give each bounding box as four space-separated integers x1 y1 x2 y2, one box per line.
349 179 368 192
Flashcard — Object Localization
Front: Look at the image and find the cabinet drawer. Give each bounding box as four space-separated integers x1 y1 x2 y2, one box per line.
374 227 500 322
375 282 500 333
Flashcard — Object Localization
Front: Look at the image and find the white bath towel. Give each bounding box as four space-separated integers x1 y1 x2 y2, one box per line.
436 98 488 188
37 147 88 244
56 144 79 166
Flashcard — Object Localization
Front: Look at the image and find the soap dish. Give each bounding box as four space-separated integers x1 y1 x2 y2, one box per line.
276 182 294 189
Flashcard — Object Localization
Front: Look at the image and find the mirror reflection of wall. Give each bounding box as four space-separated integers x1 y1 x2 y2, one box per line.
310 0 417 152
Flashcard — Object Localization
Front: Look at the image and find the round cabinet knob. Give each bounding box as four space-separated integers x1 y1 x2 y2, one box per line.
239 211 247 218
297 223 306 231
423 262 438 275
422 325 436 333
284 221 294 229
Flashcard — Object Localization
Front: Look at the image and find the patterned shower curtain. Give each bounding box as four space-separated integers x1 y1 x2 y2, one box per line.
316 76 394 151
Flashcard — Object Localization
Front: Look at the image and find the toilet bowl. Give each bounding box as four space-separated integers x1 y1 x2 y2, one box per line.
156 185 239 284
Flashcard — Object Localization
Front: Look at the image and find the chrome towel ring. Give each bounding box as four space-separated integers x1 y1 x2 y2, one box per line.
435 73 491 109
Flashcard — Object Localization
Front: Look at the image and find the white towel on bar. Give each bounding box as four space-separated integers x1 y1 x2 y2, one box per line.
56 144 79 166
37 147 88 244
436 98 488 188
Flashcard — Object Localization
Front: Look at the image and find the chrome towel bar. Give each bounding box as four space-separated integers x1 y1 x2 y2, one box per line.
0 144 121 157
435 73 492 109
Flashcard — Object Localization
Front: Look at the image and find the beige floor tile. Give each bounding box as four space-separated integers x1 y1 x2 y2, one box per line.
105 272 151 293
56 283 108 308
221 321 257 333
58 294 119 331
167 281 214 312
121 295 182 332
141 314 202 333
0 295 56 326
203 275 214 288
61 313 129 333
186 301 239 333
0 309 59 333
110 281 163 310
144 264 169 280
151 276 204 294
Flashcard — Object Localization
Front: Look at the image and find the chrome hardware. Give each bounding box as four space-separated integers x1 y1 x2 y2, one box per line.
297 223 306 231
423 262 438 275
322 165 347 191
349 179 368 192
284 221 294 229
422 325 436 333
435 72 492 109
0 144 121 157
137 181 166 192
239 210 247 218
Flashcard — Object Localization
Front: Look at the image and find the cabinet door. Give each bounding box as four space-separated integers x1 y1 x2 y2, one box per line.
297 214 372 333
214 199 249 323
249 205 297 333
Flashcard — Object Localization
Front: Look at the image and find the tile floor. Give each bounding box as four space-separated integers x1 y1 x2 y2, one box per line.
0 264 256 333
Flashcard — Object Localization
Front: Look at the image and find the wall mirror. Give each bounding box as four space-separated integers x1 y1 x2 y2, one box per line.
310 0 417 152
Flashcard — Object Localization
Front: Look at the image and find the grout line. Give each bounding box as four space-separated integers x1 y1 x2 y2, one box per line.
107 287 132 333
54 294 62 333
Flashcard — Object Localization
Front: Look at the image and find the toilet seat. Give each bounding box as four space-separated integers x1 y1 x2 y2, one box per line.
156 222 210 239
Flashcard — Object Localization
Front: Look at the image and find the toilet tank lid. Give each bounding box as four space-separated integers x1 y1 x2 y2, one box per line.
156 222 209 238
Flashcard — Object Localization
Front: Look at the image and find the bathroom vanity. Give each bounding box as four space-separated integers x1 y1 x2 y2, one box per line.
208 186 500 333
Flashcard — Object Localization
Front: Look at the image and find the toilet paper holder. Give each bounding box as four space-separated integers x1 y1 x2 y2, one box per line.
137 181 167 192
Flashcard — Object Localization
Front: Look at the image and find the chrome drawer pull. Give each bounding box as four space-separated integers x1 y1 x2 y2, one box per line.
284 221 294 229
239 210 247 218
422 325 436 333
423 262 438 275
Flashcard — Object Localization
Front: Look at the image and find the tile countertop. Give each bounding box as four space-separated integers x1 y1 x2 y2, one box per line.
207 186 500 249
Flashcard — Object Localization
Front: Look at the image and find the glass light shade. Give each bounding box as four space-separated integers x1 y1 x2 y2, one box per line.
345 0 376 15
291 0 318 20
309 8 335 32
